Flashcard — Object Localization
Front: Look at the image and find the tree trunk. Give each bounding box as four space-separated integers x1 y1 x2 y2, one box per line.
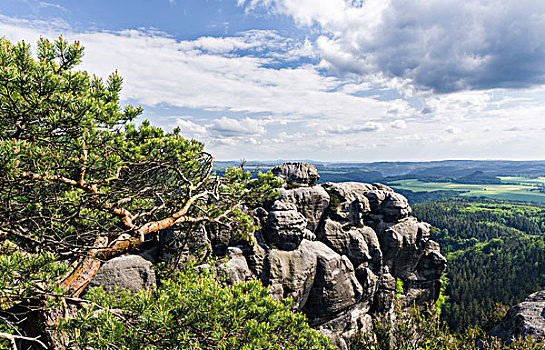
60 235 142 297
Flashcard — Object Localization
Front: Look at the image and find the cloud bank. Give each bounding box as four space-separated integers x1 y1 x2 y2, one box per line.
241 0 545 93
3 10 545 161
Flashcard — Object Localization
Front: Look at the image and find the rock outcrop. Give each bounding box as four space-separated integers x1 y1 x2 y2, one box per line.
87 162 446 349
272 162 320 186
227 162 446 349
488 290 545 344
86 255 156 293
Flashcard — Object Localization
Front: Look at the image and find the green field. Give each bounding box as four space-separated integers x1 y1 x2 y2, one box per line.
388 177 545 204
499 176 545 185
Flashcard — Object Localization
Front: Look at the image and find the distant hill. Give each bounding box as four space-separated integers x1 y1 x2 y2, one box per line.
452 170 502 185
361 160 545 178
394 189 467 204
215 160 545 184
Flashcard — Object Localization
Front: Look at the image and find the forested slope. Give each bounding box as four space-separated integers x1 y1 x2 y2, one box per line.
413 199 545 331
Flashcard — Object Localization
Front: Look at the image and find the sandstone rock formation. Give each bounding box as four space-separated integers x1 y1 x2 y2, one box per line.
488 290 545 344
223 247 254 284
86 255 156 293
272 162 320 186
87 162 446 349
228 162 446 349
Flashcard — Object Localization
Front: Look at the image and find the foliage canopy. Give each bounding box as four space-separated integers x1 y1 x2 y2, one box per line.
0 35 280 295
58 265 334 350
0 36 286 348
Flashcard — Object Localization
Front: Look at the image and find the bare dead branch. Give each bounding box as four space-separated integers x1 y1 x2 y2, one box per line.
0 331 47 349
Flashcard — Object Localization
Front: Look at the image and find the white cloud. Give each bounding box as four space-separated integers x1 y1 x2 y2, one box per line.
243 0 545 92
178 30 293 55
63 29 391 123
321 122 384 135
422 90 492 122
38 2 66 10
207 116 266 137
176 119 207 136
4 13 545 161
390 120 406 129
445 126 460 134
175 115 292 143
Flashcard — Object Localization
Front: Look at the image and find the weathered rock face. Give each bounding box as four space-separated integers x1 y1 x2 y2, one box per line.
272 162 320 186
229 162 446 348
488 290 545 344
224 247 255 284
322 182 372 225
318 219 380 269
277 186 330 232
266 239 321 310
86 255 156 293
263 201 315 249
303 243 364 325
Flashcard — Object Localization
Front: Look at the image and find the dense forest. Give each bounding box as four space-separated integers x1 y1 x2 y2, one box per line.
393 188 464 204
412 199 545 331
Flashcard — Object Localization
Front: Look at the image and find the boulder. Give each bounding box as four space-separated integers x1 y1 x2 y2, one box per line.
488 290 545 344
267 239 321 310
303 242 363 325
278 185 330 232
322 182 372 225
267 239 363 325
324 182 376 201
87 255 156 293
263 201 314 249
224 247 254 284
417 250 447 280
373 217 427 279
364 190 411 222
380 191 411 221
272 162 320 186
317 219 379 268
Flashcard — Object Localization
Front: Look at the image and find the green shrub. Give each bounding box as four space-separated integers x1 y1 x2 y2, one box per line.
349 303 545 350
58 265 335 350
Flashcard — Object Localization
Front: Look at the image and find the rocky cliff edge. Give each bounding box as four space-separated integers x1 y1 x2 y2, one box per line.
223 162 446 348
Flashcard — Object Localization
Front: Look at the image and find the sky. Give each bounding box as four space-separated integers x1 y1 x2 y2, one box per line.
2 0 545 162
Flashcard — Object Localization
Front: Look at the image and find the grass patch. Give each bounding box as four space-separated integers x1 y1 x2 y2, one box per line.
388 178 545 204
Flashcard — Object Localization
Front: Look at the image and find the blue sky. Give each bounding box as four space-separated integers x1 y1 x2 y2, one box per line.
3 0 545 162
